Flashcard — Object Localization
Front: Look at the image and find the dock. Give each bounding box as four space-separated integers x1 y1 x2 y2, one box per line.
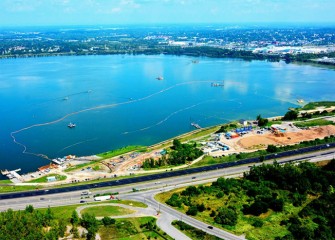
191 122 201 129
1 168 23 183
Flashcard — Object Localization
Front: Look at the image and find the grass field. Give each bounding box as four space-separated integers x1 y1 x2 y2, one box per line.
0 184 39 193
107 199 147 208
38 200 147 222
28 174 67 183
97 145 147 159
192 150 265 167
300 101 335 110
156 186 316 240
99 217 173 240
81 205 135 217
294 119 334 128
0 179 12 184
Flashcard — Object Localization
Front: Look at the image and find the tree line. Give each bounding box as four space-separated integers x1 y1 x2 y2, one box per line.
142 139 203 169
0 206 115 240
165 160 335 239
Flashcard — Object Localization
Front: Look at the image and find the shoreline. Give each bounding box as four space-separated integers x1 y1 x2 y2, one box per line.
1 51 335 68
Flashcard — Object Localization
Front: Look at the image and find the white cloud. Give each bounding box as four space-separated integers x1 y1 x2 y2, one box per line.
4 0 42 12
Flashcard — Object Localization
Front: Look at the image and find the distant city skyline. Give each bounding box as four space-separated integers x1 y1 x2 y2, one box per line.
1 0 335 27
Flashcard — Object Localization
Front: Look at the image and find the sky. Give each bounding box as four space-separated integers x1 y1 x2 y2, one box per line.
0 0 335 27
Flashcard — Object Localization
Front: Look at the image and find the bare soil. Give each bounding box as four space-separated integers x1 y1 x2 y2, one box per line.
237 125 335 149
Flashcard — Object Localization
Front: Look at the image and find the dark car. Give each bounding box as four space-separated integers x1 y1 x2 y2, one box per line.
208 226 213 229
192 177 196 179
80 200 86 203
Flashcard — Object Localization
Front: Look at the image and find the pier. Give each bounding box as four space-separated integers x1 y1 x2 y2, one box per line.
191 122 201 129
1 168 23 183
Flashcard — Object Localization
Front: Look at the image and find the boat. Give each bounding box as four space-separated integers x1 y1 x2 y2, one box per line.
297 99 304 104
68 122 76 128
63 97 69 100
211 82 224 87
192 60 199 64
156 76 164 80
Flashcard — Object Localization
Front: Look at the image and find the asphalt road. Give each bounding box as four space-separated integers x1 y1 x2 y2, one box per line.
122 190 245 240
0 148 334 240
1 148 334 211
1 142 334 200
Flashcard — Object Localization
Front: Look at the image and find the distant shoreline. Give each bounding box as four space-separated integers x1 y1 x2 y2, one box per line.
1 49 335 67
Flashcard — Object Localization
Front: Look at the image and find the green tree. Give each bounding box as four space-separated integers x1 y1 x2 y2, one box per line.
101 216 115 226
44 207 54 226
186 206 198 216
166 193 182 207
58 219 67 238
172 139 182 149
81 213 99 240
214 207 238 226
266 145 278 153
256 114 269 127
283 110 298 120
243 200 268 216
25 205 34 213
71 210 80 226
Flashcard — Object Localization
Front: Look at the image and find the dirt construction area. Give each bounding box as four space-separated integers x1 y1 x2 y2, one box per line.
236 125 335 150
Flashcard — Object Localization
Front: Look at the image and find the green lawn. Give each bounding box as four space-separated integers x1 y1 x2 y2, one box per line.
294 119 334 128
99 217 173 240
38 200 146 222
0 179 12 184
300 101 335 110
0 185 40 193
81 205 135 217
266 120 282 126
107 199 147 208
40 204 78 221
192 150 266 167
97 145 147 159
28 174 67 183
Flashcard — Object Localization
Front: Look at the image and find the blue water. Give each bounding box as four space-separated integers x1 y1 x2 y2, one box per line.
0 55 335 175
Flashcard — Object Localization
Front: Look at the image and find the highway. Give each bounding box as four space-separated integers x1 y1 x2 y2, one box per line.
0 148 334 240
1 142 334 200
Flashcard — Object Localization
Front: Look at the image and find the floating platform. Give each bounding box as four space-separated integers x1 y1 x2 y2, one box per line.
211 82 224 87
191 122 201 129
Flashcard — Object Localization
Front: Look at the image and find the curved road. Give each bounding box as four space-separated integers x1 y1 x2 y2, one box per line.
0 149 334 240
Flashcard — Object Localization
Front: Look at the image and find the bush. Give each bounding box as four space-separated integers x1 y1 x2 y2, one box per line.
216 192 224 198
101 217 115 226
266 145 278 153
283 110 298 120
186 206 198 216
214 207 238 226
210 210 216 217
196 203 206 212
270 198 284 212
252 218 264 227
166 193 182 208
243 200 269 216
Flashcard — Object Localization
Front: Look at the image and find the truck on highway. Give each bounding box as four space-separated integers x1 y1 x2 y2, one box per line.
93 195 114 201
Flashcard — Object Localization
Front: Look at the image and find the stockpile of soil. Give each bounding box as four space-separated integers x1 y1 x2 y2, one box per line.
237 125 335 149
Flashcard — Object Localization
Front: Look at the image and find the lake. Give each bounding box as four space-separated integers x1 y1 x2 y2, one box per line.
0 54 334 175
